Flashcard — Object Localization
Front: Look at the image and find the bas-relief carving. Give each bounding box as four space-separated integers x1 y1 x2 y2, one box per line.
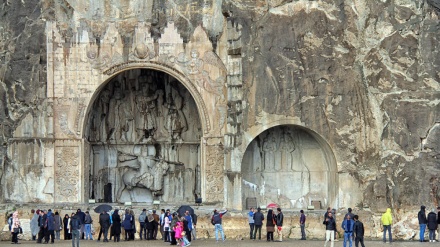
55 146 80 202
86 69 202 203
204 143 224 202
242 126 333 209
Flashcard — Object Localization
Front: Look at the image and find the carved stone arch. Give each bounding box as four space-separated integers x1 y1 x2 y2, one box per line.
81 62 211 137
239 119 338 209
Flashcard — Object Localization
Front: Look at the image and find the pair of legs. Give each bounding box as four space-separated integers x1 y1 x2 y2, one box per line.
300 224 306 239
214 224 225 241
139 223 146 240
11 232 19 243
267 231 274 241
343 232 353 247
45 230 55 243
420 224 426 241
324 230 335 247
429 229 436 241
84 224 93 240
249 223 255 239
254 225 262 240
71 229 80 247
355 236 365 247
383 225 392 243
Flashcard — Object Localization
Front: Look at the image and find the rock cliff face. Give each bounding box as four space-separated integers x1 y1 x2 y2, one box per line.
0 0 439 240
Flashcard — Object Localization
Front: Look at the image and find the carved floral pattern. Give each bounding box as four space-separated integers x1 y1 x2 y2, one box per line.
205 144 224 202
55 147 80 202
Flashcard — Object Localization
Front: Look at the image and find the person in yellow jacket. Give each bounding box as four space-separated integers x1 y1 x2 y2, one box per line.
381 208 393 243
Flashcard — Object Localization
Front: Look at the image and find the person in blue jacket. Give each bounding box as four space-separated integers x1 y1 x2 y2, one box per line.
341 214 354 247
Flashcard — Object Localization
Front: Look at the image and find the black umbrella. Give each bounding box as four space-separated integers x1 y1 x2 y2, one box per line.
177 205 194 217
94 204 112 214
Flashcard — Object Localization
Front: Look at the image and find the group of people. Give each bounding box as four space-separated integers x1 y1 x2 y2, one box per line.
418 205 440 243
323 207 367 247
247 207 284 242
9 204 440 246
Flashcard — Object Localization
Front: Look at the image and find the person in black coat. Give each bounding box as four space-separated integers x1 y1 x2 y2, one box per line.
253 207 264 240
427 209 438 242
353 215 365 247
99 211 111 242
266 209 276 242
324 212 336 247
63 214 71 240
112 210 122 242
418 205 428 242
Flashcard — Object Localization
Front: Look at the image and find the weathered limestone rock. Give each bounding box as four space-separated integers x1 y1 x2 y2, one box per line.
0 0 439 240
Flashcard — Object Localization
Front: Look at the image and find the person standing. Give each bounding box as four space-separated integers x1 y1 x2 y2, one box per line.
30 209 39 241
111 210 121 242
300 210 306 240
160 209 165 240
419 205 427 242
146 212 155 240
63 214 71 240
191 212 197 241
152 210 160 240
212 209 228 242
45 209 56 244
138 209 147 240
99 210 111 242
248 208 255 240
11 211 21 244
276 208 284 242
324 211 336 247
37 210 47 243
381 208 393 243
253 207 264 240
8 213 13 232
163 212 170 242
184 211 193 242
76 209 86 239
266 209 276 241
353 215 365 247
54 211 63 240
83 211 93 240
122 209 133 241
170 212 179 245
427 209 438 242
70 213 81 247
342 214 354 247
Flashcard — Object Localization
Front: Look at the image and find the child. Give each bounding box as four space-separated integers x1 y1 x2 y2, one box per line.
180 217 191 247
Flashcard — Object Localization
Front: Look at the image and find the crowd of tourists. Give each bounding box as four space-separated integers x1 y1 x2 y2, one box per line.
7 205 440 246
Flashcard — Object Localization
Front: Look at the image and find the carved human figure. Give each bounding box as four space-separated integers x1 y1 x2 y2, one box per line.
279 134 295 171
135 82 161 142
262 135 277 171
116 146 171 202
164 90 187 141
188 50 203 75
107 86 123 141
118 90 134 142
99 89 111 141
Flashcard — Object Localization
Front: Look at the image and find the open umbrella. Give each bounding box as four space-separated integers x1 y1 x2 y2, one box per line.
94 204 112 214
177 205 194 217
267 203 279 209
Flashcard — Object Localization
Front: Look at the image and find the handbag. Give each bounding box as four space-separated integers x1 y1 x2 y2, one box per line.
19 227 23 234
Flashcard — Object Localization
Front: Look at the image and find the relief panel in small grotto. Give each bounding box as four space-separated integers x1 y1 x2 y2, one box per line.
241 126 337 209
85 69 202 203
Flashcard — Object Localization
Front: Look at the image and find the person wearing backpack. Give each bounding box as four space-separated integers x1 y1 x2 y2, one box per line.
211 209 228 242
70 213 82 247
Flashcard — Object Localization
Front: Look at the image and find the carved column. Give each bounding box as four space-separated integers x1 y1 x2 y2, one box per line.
202 138 225 203
54 140 82 203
